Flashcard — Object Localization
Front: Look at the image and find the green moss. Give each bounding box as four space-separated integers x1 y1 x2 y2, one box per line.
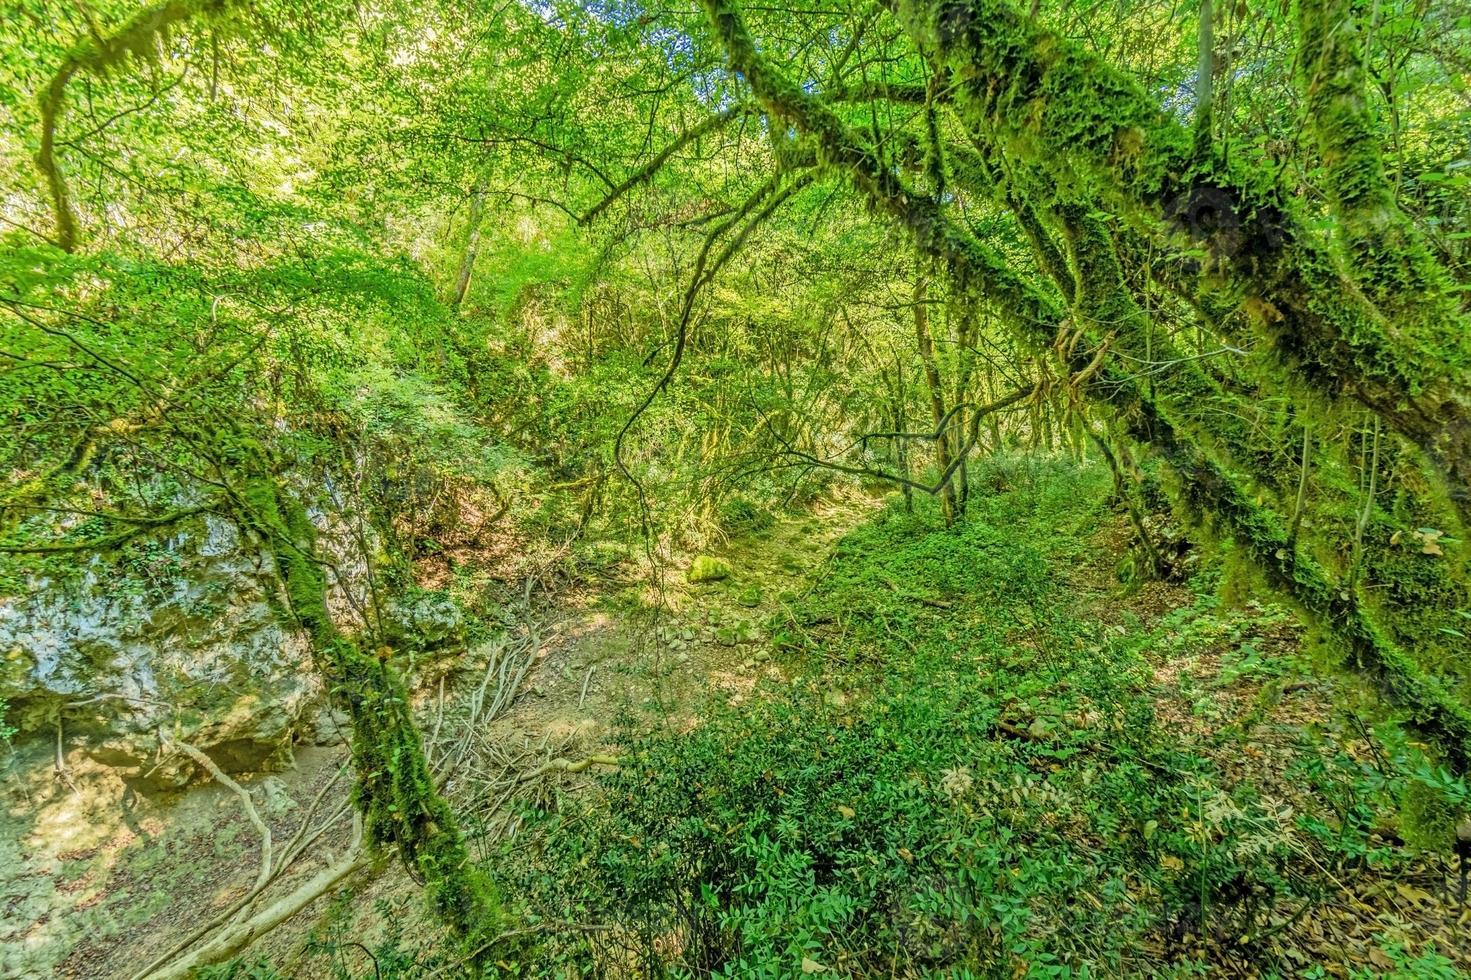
697 0 1471 769
886 0 1471 516
687 555 733 583
1294 0 1467 360
231 459 503 959
1398 779 1461 852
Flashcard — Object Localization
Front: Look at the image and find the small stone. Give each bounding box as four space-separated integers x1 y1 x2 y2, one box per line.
257 777 297 819
310 708 351 746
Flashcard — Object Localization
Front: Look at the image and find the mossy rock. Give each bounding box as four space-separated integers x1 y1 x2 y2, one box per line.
687 556 733 583
1398 780 1461 851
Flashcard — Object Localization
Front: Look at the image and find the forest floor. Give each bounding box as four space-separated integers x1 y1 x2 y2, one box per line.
2 462 1468 978
0 491 880 979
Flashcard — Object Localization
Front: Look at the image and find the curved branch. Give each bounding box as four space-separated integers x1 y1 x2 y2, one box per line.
859 399 970 446
0 502 215 554
613 168 815 541
580 102 756 225
763 384 1035 493
36 0 240 251
891 0 1471 517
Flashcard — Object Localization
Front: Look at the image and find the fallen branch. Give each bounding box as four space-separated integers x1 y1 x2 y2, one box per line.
143 817 368 980
514 754 621 784
172 741 272 895
130 756 353 980
429 576 542 781
578 665 595 709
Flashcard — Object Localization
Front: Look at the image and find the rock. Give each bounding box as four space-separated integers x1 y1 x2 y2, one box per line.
686 556 732 583
383 591 465 650
257 776 297 819
0 512 338 786
307 706 351 746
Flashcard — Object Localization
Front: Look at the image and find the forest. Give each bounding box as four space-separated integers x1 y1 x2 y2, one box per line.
0 0 1469 976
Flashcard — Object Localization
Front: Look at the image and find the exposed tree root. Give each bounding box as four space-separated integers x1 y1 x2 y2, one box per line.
130 748 357 980
143 823 368 980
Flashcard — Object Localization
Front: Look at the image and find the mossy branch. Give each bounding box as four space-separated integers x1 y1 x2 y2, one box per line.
227 460 504 960
36 0 240 252
580 102 756 225
889 0 1471 518
698 0 1471 767
0 502 215 554
1294 0 1467 356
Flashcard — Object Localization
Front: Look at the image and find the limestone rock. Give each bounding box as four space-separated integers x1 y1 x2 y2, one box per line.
383 591 465 649
0 513 326 786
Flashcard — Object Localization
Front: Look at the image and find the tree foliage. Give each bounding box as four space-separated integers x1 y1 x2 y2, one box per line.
1 0 1468 969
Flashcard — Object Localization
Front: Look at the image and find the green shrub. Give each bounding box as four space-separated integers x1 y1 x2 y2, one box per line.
717 494 776 534
493 465 1295 975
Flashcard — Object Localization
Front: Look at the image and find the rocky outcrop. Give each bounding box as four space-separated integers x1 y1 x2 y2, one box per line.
1 515 324 786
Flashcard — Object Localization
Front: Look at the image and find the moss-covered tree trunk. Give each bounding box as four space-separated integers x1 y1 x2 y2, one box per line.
889 0 1471 523
912 277 958 524
697 0 1471 767
231 454 501 956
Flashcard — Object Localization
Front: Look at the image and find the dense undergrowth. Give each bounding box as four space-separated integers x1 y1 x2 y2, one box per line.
5 0 1471 976
472 458 1467 979
187 457 1471 978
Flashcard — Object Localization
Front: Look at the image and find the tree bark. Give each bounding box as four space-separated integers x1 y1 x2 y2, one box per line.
912 278 957 524
696 0 1471 766
450 179 488 308
890 0 1471 523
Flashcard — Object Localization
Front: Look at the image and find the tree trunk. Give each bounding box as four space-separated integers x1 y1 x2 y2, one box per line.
912 277 956 524
891 0 1471 523
235 463 502 959
450 179 488 309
